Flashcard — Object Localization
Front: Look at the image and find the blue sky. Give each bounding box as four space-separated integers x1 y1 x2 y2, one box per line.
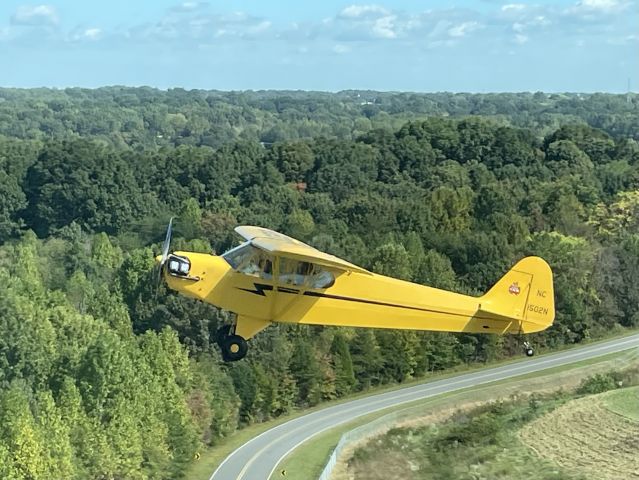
0 0 637 91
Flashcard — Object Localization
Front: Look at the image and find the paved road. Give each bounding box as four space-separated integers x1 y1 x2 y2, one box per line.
210 333 639 480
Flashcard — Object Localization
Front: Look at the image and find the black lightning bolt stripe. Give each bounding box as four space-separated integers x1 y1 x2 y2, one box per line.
237 283 509 323
278 287 301 294
236 284 300 296
302 290 510 322
237 284 274 296
237 283 448 314
301 290 433 312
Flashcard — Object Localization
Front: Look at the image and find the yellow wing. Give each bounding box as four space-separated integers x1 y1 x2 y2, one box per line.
234 226 371 274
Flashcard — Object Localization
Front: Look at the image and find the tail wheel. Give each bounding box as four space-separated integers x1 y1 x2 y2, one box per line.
221 334 248 362
522 340 534 357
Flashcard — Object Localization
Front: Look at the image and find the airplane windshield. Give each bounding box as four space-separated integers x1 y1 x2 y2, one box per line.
223 243 273 280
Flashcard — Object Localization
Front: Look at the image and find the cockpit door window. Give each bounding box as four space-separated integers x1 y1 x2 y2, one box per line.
278 258 335 288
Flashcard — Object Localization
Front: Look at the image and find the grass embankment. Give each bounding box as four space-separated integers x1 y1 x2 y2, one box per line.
345 368 639 480
350 395 581 480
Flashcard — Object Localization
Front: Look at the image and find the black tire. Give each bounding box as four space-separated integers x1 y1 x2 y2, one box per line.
216 324 232 346
525 348 535 357
220 334 248 362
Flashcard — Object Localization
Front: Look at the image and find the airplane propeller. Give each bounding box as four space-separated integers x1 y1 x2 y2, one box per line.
156 217 173 291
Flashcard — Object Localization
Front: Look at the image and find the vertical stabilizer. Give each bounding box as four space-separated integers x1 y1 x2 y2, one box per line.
479 256 555 333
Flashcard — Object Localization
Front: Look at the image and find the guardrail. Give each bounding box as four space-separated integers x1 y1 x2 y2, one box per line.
318 409 400 480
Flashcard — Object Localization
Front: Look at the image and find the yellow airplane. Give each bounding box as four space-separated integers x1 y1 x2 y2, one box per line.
157 221 554 361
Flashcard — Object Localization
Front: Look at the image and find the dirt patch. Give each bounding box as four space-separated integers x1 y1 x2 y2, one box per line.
519 392 639 479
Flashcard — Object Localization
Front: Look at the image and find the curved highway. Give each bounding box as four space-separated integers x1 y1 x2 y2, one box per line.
210 333 639 480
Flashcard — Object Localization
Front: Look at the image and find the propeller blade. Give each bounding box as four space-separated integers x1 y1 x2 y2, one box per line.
156 217 173 292
160 217 173 267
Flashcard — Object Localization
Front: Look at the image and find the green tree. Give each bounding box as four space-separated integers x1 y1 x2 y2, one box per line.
0 385 49 479
268 142 315 182
331 333 356 396
23 140 149 236
0 170 26 242
371 243 412 280
289 337 322 406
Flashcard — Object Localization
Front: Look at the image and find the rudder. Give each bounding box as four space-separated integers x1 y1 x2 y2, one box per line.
479 256 554 333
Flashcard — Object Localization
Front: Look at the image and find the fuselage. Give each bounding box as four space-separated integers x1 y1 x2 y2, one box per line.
162 249 537 336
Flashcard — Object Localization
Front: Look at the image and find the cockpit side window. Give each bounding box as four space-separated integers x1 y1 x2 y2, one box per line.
310 268 335 289
278 258 335 288
278 258 309 286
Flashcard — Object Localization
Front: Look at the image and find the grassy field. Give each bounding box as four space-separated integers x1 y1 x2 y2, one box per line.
520 387 639 480
603 385 639 421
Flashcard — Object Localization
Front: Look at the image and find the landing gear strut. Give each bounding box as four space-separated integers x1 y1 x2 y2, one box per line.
523 341 535 357
216 325 248 362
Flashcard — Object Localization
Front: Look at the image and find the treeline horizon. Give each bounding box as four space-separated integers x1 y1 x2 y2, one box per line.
1 90 639 478
1 87 637 150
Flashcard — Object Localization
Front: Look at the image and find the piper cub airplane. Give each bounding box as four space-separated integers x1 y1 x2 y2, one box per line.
157 222 554 362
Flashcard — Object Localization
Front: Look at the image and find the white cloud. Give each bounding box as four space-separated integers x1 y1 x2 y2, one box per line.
247 20 271 35
83 28 101 40
339 5 389 19
578 0 623 10
372 15 397 38
332 43 351 53
566 0 631 17
606 33 639 44
4 0 634 57
448 21 480 38
11 5 58 26
69 27 102 42
332 4 404 41
170 2 209 13
533 16 550 27
127 10 273 43
429 20 452 38
501 4 527 12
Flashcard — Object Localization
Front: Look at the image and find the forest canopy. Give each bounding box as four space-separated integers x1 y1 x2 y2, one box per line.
1 89 639 478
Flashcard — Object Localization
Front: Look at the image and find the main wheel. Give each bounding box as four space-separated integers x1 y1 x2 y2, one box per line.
220 334 248 362
525 347 535 357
